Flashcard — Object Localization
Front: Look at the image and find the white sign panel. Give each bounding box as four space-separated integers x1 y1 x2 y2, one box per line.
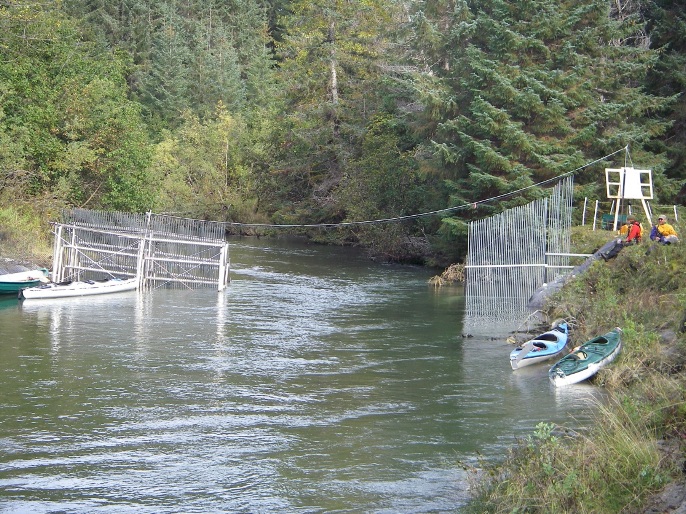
605 167 653 200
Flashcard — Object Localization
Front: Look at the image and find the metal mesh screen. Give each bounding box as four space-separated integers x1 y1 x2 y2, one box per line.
52 209 230 290
464 176 574 334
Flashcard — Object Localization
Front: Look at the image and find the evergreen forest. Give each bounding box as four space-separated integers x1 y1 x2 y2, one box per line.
1 0 685 265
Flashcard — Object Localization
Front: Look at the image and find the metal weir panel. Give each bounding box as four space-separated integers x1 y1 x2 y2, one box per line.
52 210 230 290
464 177 574 331
51 224 142 284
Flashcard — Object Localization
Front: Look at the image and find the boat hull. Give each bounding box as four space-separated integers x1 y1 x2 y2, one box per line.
0 279 43 295
20 278 138 299
549 328 622 387
0 269 50 295
510 323 569 370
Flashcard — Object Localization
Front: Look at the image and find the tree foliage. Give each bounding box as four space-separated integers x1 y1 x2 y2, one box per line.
149 103 255 219
409 0 674 236
644 0 686 202
64 0 273 128
1 0 685 263
272 0 405 219
0 1 154 211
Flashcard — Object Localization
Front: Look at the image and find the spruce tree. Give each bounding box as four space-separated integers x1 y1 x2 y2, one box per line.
68 0 274 129
273 0 402 220
409 0 673 236
645 0 686 202
140 3 192 127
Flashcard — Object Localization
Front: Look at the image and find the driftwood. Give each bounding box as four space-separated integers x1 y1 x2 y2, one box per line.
429 263 465 287
527 239 617 310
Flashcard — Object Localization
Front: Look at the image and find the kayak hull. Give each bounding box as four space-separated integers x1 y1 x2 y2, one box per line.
20 278 138 299
549 328 622 387
510 322 569 370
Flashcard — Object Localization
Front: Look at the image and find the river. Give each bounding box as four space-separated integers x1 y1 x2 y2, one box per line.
0 237 601 513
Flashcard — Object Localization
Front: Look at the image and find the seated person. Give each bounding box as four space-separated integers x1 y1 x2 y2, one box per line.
601 217 642 260
651 215 679 244
625 217 642 244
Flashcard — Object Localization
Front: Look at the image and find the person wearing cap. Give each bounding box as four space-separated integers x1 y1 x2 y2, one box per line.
651 215 678 244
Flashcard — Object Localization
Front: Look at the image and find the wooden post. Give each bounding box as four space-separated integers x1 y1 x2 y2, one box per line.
613 198 621 232
69 229 79 281
641 198 652 225
217 244 228 291
135 236 146 290
593 200 599 231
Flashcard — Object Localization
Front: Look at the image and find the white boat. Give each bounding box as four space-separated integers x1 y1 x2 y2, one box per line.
509 322 569 370
20 278 138 300
0 268 50 283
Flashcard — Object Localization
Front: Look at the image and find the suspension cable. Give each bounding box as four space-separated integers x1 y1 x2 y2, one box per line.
211 146 629 229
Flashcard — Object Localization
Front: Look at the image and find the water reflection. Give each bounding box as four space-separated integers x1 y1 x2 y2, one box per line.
0 296 19 312
508 361 604 423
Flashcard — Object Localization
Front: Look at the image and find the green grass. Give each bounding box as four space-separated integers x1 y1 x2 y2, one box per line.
0 203 55 267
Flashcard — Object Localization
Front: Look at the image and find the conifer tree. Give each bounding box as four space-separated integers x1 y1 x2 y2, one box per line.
141 3 192 127
185 8 245 118
409 0 673 239
273 0 402 219
645 0 686 202
68 0 274 129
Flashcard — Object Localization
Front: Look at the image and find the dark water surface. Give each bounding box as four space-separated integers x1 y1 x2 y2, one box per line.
0 238 600 513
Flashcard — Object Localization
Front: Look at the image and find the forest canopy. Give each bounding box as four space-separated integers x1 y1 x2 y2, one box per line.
0 0 684 264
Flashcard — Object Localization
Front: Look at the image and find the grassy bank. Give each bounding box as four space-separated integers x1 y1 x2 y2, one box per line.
463 226 686 513
0 203 56 268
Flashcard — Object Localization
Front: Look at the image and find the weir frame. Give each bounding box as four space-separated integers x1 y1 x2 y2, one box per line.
51 209 230 291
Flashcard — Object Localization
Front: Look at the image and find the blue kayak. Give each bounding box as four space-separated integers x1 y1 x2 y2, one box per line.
510 322 569 370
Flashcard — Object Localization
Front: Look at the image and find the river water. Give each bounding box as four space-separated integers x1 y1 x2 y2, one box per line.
0 237 601 513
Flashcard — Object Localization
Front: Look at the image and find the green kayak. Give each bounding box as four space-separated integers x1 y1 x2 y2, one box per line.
549 328 622 387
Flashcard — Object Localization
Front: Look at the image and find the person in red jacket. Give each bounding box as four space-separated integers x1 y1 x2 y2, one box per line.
601 216 642 260
625 216 642 244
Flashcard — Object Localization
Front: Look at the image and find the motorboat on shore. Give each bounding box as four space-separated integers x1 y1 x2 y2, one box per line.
0 268 50 295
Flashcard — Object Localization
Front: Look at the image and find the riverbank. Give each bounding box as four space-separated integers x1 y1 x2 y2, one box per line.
462 227 686 513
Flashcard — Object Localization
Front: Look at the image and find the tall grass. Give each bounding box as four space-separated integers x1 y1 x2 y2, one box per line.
0 204 54 267
466 403 665 513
